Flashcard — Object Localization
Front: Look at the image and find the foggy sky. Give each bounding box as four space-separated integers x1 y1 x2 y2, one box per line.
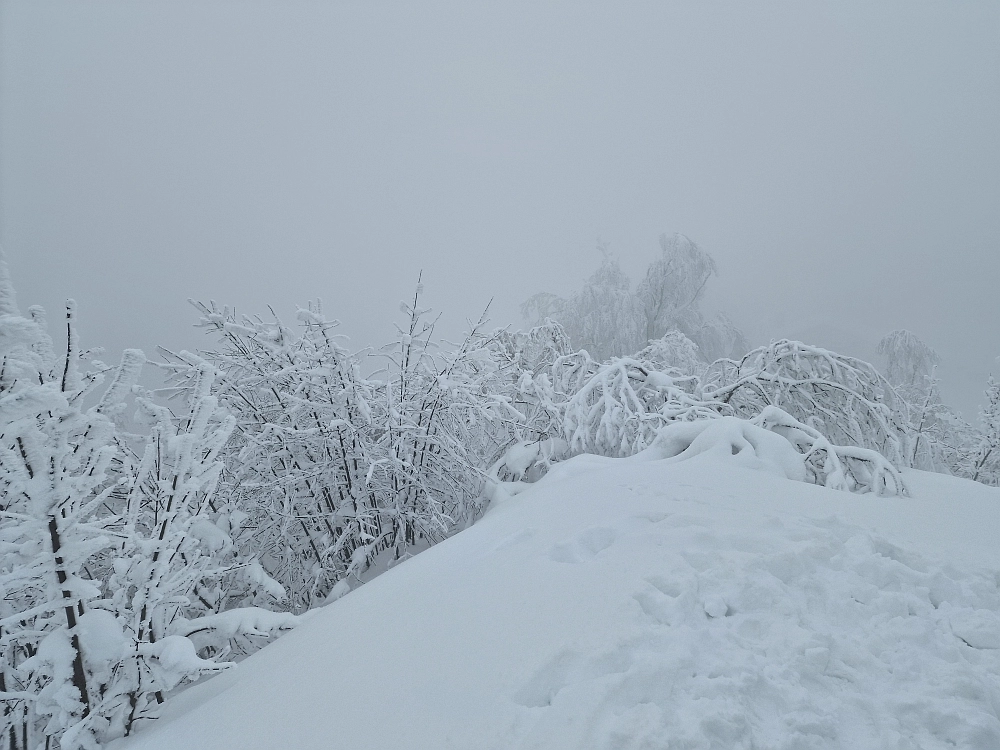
2 2 998 415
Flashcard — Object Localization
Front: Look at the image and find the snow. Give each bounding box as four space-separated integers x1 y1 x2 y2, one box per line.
76 610 126 672
188 518 233 554
137 637 227 692
242 559 287 602
501 441 545 479
116 448 1000 749
172 608 302 641
322 579 351 604
639 416 808 482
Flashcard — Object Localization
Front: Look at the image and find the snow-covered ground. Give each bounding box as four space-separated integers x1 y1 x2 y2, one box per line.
117 447 1000 749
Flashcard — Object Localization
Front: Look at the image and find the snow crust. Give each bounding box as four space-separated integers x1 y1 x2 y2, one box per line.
116 453 1000 750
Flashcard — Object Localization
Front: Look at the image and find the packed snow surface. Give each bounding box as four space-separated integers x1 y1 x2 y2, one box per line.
118 447 1000 749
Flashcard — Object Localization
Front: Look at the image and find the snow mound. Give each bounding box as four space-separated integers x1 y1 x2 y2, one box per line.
638 416 807 481
117 454 1000 750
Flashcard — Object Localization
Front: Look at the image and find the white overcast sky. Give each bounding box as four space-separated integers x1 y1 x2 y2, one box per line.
1 2 997 414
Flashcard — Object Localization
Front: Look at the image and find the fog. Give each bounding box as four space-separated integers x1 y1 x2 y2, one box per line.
2 1 997 415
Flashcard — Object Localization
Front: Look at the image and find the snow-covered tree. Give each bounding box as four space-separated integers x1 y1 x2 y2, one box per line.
636 234 713 344
877 330 941 390
488 350 907 498
480 321 573 450
522 235 745 363
969 375 1000 486
522 249 643 362
873 330 986 475
690 313 749 364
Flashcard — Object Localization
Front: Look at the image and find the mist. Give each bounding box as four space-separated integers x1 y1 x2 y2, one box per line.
2 1 998 415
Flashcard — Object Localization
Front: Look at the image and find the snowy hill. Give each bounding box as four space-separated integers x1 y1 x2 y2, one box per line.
117 449 1000 750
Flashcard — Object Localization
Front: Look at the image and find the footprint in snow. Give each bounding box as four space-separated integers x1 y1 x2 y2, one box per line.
547 527 617 564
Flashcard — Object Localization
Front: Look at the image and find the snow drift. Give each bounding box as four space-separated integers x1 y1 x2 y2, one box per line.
117 432 1000 750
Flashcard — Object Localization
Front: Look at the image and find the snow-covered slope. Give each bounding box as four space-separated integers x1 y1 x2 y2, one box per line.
117 450 1000 750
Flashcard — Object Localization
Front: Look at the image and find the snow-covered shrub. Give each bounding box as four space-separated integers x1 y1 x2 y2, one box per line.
165 300 385 611
489 405 906 501
633 331 704 377
0 264 296 749
175 289 530 610
638 416 809 481
559 356 724 458
485 320 574 456
0 290 140 750
93 363 241 739
371 294 525 550
705 340 911 468
485 331 911 496
752 406 905 495
82 361 299 746
489 319 573 376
